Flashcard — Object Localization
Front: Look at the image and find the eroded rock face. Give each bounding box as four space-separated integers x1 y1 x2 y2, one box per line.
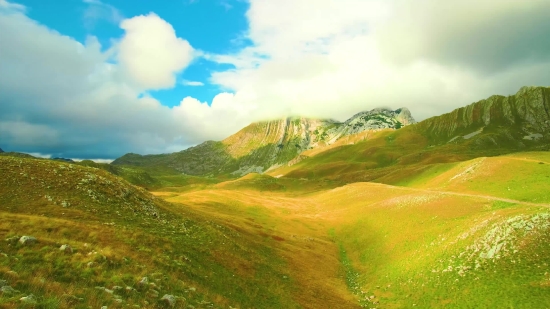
416 86 550 143
113 108 415 176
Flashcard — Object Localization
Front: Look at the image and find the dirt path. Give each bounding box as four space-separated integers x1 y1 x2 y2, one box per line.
357 182 550 208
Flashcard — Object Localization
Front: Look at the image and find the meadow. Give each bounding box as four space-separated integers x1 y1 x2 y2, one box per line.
1 150 549 308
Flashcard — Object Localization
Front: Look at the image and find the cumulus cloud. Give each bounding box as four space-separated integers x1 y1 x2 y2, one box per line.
197 0 550 123
118 13 195 90
1 0 550 159
0 3 203 159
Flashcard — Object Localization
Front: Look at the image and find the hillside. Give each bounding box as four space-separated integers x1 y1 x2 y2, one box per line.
158 153 550 308
416 86 550 146
113 108 414 176
1 157 357 308
267 86 550 182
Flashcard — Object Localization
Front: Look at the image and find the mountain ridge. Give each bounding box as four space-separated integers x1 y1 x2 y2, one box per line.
113 107 415 176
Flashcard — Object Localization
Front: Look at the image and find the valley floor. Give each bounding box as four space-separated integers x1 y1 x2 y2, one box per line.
1 152 549 308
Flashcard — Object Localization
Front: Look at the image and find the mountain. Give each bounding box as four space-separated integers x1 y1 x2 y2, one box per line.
416 86 549 146
113 107 414 176
0 147 3 153
267 86 550 183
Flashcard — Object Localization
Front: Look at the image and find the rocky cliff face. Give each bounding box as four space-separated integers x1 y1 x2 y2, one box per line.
113 108 414 176
415 86 550 146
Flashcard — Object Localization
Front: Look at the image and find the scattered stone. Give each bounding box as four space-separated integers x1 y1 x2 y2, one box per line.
112 286 123 291
160 294 177 307
20 294 37 304
19 236 37 245
188 287 196 292
5 236 20 245
101 306 108 309
1 285 18 295
59 244 73 253
61 294 83 304
103 288 114 294
137 277 149 290
114 298 123 303
87 262 97 268
147 289 159 298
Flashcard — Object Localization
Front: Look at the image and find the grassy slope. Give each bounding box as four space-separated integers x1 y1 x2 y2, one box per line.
173 153 550 308
2 148 550 308
0 157 318 309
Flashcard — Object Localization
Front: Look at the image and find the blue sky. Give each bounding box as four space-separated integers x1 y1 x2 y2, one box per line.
1 0 549 160
16 0 250 108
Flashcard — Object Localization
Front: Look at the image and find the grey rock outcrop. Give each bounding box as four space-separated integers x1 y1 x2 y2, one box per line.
59 244 73 253
161 294 177 307
114 107 415 177
20 294 37 304
18 236 37 245
1 285 18 295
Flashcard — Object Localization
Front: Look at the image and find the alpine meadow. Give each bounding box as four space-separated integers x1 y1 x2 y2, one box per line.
1 1 550 308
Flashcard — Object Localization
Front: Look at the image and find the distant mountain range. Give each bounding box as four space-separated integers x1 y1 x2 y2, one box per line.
114 86 550 177
112 107 415 176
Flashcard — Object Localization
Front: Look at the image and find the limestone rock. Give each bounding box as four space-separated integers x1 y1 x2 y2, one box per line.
160 294 177 307
59 244 73 253
20 294 37 304
5 236 20 245
1 285 18 295
113 107 415 177
18 236 37 245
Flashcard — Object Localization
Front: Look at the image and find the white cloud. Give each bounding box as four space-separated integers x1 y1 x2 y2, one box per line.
0 5 198 158
193 0 550 124
0 0 25 12
118 13 195 90
2 0 550 159
181 80 205 86
83 0 123 29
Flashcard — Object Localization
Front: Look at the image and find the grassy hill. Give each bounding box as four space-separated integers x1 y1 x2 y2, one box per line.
156 152 550 308
0 157 354 308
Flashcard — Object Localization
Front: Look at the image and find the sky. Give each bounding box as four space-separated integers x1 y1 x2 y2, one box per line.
1 0 550 160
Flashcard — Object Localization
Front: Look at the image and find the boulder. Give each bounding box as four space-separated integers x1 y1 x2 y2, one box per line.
20 294 37 304
160 294 177 307
59 244 73 253
18 236 37 245
1 285 18 295
137 277 149 290
5 236 20 245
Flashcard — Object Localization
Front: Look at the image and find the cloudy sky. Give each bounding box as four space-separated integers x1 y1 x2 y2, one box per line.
1 0 549 160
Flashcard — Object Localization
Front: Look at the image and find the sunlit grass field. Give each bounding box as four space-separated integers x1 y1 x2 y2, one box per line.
1 149 549 308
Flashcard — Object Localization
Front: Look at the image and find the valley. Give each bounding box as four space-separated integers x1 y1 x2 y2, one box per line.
1 87 550 308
